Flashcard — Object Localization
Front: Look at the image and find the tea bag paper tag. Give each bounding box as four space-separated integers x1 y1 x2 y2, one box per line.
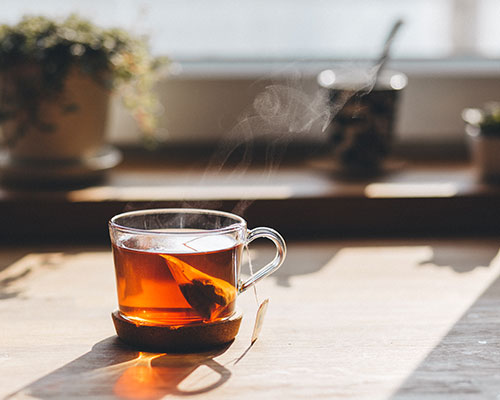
251 298 269 344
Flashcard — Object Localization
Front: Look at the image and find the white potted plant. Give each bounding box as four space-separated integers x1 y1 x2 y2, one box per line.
462 102 500 182
0 15 162 184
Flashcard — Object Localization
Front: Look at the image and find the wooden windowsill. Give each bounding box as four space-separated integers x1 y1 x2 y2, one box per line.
1 154 500 242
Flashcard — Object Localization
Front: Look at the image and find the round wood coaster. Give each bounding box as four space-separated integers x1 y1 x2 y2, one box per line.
112 310 243 353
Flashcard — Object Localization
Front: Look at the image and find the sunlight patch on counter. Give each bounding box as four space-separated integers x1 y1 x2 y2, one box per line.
68 185 294 202
364 182 458 198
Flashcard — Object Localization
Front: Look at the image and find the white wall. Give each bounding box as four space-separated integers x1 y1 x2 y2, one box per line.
108 62 500 151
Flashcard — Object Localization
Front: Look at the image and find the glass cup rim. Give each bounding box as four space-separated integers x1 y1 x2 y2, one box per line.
109 208 247 236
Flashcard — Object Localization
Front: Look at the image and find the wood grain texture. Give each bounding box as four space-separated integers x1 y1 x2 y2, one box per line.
1 239 500 399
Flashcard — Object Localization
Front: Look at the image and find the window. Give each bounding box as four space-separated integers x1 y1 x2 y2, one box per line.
3 0 500 61
3 0 500 148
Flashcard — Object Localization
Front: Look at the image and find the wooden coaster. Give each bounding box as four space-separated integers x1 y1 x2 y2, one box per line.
112 310 243 353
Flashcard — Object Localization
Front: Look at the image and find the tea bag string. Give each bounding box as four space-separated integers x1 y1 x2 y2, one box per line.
245 245 259 306
242 244 270 347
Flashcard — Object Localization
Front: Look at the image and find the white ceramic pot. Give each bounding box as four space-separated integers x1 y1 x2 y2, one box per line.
466 124 500 181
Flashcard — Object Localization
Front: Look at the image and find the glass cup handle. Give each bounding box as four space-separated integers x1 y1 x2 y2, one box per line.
238 227 287 293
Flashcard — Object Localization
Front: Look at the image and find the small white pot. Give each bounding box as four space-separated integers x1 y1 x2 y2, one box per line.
466 124 500 181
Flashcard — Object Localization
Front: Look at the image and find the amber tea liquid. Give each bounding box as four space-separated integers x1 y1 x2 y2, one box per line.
112 234 242 326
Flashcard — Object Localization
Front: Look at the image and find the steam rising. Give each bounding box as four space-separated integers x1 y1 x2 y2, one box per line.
201 68 352 216
127 64 387 218
206 71 334 177
253 82 332 134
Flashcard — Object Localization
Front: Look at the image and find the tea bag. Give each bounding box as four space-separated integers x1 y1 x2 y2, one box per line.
160 255 236 321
